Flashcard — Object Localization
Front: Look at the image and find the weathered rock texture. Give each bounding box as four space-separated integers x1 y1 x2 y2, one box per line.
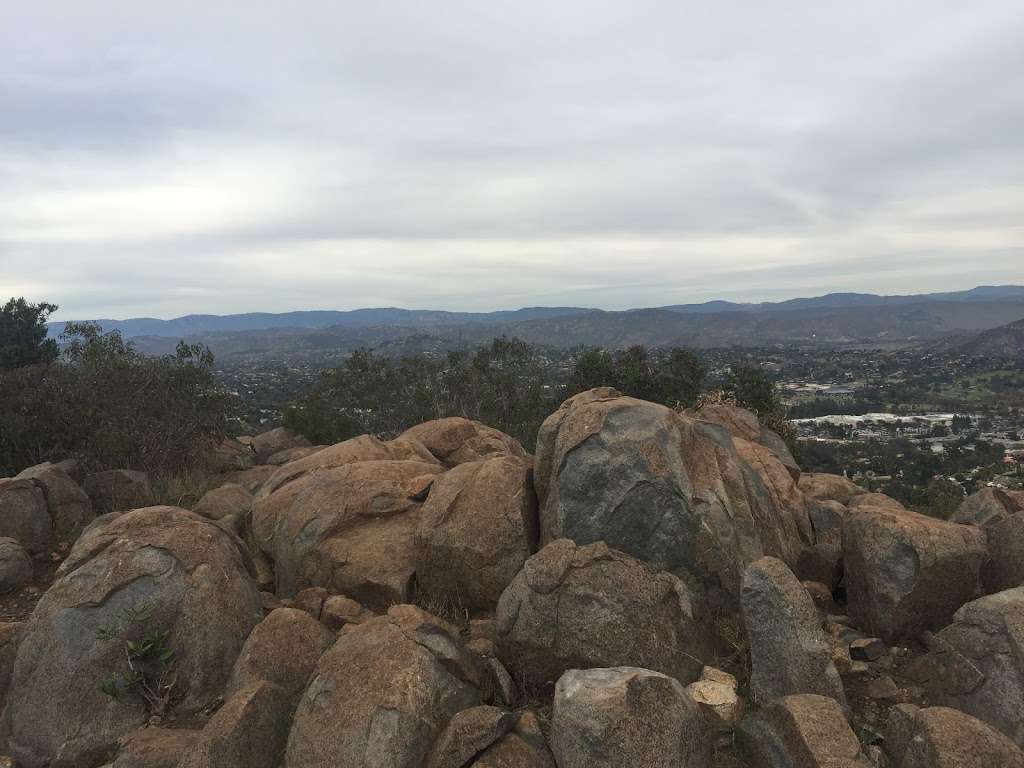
925 587 1024 746
193 482 253 521
738 694 871 768
0 538 32 594
0 506 262 768
983 512 1024 592
284 605 482 768
551 666 710 768
251 427 310 464
258 459 444 610
798 472 865 506
953 487 1022 527
400 417 529 468
496 539 708 688
0 477 52 554
842 505 986 641
896 706 1024 768
415 455 538 611
741 557 846 705
15 461 93 539
534 388 811 599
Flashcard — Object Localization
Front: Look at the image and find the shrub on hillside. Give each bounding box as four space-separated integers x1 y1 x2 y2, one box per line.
0 322 237 477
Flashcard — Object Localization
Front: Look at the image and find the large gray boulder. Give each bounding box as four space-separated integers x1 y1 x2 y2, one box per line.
0 477 52 554
284 605 483 768
738 694 871 768
0 538 32 594
415 455 538 611
741 557 845 706
400 417 529 468
534 389 811 600
82 469 153 514
843 505 986 642
15 462 93 540
496 539 708 689
925 587 1024 746
258 459 444 610
551 667 710 768
894 706 1024 768
0 506 263 768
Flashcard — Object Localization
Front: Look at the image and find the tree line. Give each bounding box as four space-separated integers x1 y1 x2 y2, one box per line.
284 338 787 451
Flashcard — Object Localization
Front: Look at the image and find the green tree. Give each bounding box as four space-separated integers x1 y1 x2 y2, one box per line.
0 297 59 369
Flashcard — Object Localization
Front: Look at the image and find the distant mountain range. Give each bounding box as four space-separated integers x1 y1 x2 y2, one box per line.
48 285 1024 361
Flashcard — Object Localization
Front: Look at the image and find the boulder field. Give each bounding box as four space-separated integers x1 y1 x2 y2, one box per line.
0 390 1022 767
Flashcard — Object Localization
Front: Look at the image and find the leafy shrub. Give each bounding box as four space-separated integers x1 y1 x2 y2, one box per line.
0 322 238 476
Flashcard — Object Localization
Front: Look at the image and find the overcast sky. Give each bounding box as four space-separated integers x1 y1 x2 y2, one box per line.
2 1 1022 320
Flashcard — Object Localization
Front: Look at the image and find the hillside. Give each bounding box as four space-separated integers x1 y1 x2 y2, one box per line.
947 317 1024 358
49 285 1024 340
127 298 1024 362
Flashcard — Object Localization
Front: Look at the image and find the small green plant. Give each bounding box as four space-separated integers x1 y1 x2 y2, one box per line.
96 602 176 720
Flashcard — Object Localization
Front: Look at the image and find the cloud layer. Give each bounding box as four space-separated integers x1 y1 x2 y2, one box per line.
2 1 1022 318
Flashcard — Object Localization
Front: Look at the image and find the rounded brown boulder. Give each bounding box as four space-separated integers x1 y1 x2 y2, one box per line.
0 506 263 768
415 455 539 611
400 417 529 468
496 539 709 689
0 478 52 554
261 459 444 610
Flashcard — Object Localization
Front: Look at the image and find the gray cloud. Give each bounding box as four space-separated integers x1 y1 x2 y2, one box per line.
1 0 1022 319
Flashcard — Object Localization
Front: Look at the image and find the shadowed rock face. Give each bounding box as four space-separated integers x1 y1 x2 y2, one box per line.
15 462 93 540
400 417 529 468
0 506 262 768
898 707 1024 768
0 478 52 554
534 388 811 599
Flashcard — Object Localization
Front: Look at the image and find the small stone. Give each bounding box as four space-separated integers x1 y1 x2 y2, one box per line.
851 637 887 662
685 666 743 730
865 675 900 702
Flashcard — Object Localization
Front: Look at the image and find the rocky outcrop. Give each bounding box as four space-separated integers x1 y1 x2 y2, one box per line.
0 478 52 554
424 705 516 768
209 437 255 473
82 469 153 514
222 465 277 494
265 445 323 465
893 706 1024 768
534 388 810 600
550 666 710 768
741 557 845 705
400 417 529 468
113 726 200 768
0 538 32 593
0 506 262 768
467 710 554 767
842 505 986 641
0 622 24 712
259 459 444 610
953 487 1022 527
193 482 254 521
738 694 871 768
251 427 310 464
15 462 93 539
924 588 1024 746
415 456 538 611
496 539 707 689
284 605 482 768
